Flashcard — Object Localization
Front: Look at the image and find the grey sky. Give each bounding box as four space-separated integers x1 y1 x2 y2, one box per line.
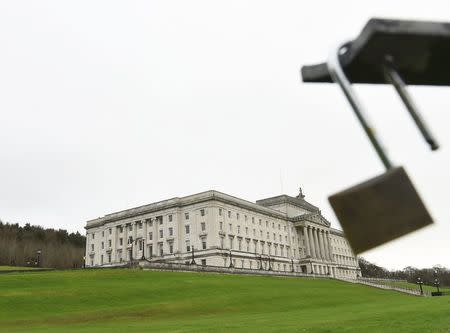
0 1 449 269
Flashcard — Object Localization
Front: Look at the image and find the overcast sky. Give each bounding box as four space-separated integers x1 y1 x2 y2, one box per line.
1 1 449 270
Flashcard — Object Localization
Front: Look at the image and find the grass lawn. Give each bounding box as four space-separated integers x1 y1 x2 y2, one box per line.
0 269 449 333
0 266 43 271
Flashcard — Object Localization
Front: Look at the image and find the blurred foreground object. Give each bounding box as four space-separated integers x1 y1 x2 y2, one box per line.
301 18 449 254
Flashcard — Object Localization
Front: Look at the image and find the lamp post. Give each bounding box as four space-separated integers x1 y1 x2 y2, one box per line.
141 239 146 260
416 277 424 295
434 279 440 293
434 269 441 294
229 249 234 268
36 249 42 267
190 246 196 265
83 256 86 269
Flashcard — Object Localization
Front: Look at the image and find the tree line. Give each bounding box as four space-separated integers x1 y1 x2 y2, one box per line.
0 220 86 269
358 258 450 287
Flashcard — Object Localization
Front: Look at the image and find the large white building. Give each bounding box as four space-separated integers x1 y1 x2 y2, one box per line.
85 190 360 278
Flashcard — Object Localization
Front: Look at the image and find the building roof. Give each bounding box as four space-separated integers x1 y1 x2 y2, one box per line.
85 190 342 236
256 194 320 213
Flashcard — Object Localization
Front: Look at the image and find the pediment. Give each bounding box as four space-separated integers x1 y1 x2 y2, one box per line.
292 212 331 227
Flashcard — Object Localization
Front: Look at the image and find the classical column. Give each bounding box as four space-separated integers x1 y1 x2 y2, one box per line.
303 226 311 257
317 230 324 260
313 228 320 259
308 227 316 258
320 230 327 260
326 231 332 261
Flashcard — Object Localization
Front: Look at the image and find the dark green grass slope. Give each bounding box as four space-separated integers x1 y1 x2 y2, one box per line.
0 269 449 333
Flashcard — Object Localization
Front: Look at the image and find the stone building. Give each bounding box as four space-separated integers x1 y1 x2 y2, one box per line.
85 190 360 278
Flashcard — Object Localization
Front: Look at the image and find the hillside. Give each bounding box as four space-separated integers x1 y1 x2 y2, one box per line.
1 269 449 332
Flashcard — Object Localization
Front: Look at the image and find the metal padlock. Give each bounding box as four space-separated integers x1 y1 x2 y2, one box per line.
301 19 446 254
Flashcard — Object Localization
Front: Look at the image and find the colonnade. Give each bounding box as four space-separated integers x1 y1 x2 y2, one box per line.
302 225 332 261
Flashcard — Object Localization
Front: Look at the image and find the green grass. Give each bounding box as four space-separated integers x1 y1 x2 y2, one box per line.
0 269 449 333
0 266 43 271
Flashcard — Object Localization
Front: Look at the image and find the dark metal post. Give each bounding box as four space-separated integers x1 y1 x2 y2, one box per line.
416 277 424 295
434 279 440 293
190 247 196 265
291 259 295 273
229 249 234 268
259 255 263 270
382 58 439 151
36 250 42 267
327 43 393 170
141 239 145 260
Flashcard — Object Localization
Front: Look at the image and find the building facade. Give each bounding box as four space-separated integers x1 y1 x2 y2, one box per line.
85 190 360 278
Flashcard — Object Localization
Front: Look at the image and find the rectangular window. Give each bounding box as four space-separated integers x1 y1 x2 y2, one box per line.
220 237 224 248
159 244 163 256
119 226 123 233
101 242 104 249
169 227 173 236
129 224 133 231
228 211 231 218
236 213 240 220
237 225 240 234
148 219 153 227
219 208 222 216
108 240 111 247
202 240 207 250
185 225 190 234
138 222 143 229
185 212 189 220
149 245 153 257
109 228 112 235
201 259 206 266
186 240 190 252
252 217 255 224
91 244 94 251
245 215 247 221
238 239 242 251
159 230 163 238
200 209 205 216
158 217 163 225
266 232 269 239
169 244 173 254
245 227 248 235
266 221 268 227
101 255 103 265
169 215 173 222
229 224 232 232
139 240 143 251
149 232 153 240
92 233 95 239
253 229 256 236
102 231 104 237
108 253 111 263
259 219 262 226
219 222 223 230
119 238 123 246
201 222 206 231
